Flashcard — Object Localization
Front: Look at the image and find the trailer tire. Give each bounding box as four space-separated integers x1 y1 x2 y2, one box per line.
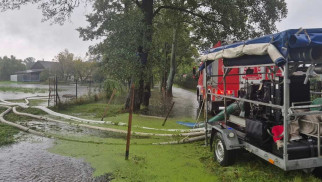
213 132 236 166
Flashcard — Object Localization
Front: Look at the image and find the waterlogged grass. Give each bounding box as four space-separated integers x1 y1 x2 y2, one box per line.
0 81 46 85
53 101 125 119
0 123 19 146
50 136 321 182
0 86 47 93
16 107 47 115
4 111 32 123
28 99 47 106
49 137 217 182
45 98 322 182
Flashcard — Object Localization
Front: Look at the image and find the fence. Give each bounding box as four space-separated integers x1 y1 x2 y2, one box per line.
47 75 103 107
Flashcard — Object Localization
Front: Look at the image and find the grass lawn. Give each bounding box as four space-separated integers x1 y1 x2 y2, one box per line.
0 124 19 146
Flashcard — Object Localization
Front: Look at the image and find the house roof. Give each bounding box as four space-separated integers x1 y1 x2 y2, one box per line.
16 69 44 74
31 61 59 70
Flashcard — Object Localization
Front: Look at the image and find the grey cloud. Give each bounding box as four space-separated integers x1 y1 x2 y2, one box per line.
0 4 96 61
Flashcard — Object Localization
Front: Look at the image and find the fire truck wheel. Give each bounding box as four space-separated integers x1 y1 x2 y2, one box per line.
214 132 236 166
207 99 213 114
197 95 203 108
207 98 216 115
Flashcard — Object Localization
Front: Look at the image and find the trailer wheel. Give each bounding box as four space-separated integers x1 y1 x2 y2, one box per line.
214 132 236 166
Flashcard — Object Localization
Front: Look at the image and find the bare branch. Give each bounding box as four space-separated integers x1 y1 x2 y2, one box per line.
153 5 220 24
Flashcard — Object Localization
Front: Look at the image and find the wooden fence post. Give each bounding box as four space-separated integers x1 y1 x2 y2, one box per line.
125 84 135 160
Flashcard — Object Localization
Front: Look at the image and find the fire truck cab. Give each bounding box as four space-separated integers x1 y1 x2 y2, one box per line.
196 41 265 114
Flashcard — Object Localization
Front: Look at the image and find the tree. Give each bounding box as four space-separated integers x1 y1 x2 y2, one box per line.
0 56 26 80
23 57 36 69
1 0 287 107
73 58 96 82
53 49 75 81
78 1 147 110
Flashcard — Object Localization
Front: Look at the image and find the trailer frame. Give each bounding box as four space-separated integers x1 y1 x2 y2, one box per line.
207 61 322 171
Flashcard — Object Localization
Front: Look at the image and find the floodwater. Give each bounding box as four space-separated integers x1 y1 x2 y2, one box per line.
0 135 94 182
0 119 117 182
170 87 199 118
146 87 199 119
0 82 100 102
26 120 125 139
0 84 197 181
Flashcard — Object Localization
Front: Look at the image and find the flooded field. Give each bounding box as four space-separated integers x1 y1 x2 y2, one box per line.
0 83 200 181
0 82 100 102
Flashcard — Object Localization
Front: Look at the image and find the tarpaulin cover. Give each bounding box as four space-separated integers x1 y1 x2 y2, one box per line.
199 28 322 70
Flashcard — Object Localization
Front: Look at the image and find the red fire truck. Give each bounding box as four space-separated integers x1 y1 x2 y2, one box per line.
196 41 269 114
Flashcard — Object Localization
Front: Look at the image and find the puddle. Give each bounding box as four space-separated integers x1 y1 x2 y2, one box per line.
0 135 95 182
25 120 126 139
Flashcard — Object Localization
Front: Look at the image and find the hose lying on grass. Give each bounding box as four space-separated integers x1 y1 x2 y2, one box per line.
153 134 211 145
0 105 206 146
0 106 45 137
0 99 29 108
31 105 203 133
5 97 204 132
12 107 205 137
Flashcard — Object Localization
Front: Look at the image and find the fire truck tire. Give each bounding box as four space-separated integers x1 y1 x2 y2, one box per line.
207 99 214 115
197 95 203 108
214 132 236 166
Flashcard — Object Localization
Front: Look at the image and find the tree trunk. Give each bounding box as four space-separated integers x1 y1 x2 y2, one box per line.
125 79 142 111
140 0 153 107
166 23 179 97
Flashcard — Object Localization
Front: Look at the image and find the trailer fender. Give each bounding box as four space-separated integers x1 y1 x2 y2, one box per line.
210 125 241 151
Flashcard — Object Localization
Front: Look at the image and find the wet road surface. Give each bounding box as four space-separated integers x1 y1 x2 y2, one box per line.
170 87 198 119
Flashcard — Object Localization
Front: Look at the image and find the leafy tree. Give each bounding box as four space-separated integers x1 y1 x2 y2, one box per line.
53 49 75 81
78 2 147 110
23 57 36 69
0 56 26 80
39 69 50 82
0 0 288 107
73 58 97 82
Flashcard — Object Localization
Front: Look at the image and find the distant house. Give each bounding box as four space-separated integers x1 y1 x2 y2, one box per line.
11 61 59 82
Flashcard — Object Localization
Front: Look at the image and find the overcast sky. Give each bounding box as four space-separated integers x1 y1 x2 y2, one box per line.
0 0 322 61
0 3 95 61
